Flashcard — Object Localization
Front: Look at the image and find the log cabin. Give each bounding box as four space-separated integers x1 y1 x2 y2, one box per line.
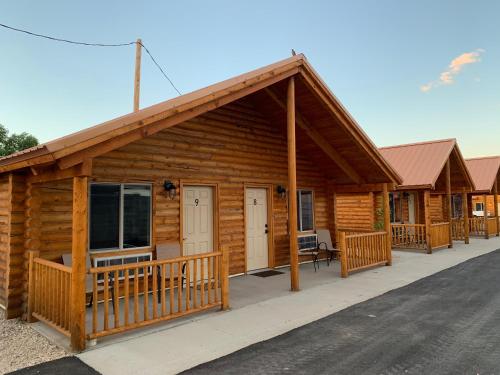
337 139 475 253
465 156 500 238
0 54 402 350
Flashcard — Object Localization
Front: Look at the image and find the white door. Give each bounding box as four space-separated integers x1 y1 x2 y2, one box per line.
246 188 269 271
408 193 416 224
183 186 214 256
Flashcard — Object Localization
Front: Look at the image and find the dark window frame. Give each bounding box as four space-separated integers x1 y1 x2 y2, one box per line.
89 182 152 252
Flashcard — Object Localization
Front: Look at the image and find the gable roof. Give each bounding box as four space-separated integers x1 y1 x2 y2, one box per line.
465 156 500 193
0 54 401 185
379 138 473 190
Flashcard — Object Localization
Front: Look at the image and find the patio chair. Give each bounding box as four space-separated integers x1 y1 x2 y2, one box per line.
316 229 341 266
298 240 320 272
62 253 104 308
155 242 187 300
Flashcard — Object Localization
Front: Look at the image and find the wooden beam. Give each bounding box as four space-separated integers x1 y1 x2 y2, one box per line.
287 77 299 292
484 194 489 239
28 160 92 184
70 176 88 351
382 183 392 266
494 180 499 236
446 160 453 248
424 190 432 254
462 188 469 244
264 87 364 184
134 39 142 112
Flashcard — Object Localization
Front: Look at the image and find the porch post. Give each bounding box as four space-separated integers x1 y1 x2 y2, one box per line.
462 188 469 244
287 76 299 291
424 190 432 254
494 180 499 236
483 194 489 239
382 183 392 266
70 176 88 351
445 160 453 248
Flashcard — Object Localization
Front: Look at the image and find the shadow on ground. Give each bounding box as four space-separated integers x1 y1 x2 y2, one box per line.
7 357 100 375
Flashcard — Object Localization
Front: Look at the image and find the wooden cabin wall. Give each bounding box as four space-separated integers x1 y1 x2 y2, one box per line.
0 174 11 311
430 195 444 222
336 193 375 231
471 195 499 216
92 101 330 275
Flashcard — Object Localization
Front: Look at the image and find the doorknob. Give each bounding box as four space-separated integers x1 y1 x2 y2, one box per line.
183 237 187 240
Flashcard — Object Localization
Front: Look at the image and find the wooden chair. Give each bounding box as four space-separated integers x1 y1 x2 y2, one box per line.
156 242 187 299
316 229 341 266
298 243 320 272
62 253 102 307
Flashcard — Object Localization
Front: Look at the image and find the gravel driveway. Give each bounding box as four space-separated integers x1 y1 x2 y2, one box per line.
0 309 68 374
185 249 500 374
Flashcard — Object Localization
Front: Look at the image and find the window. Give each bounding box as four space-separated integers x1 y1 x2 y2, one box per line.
475 202 484 212
90 183 151 251
451 195 463 218
297 190 314 232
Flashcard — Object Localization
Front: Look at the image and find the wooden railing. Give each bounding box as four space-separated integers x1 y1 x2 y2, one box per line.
87 250 229 339
487 217 498 236
337 227 373 237
469 217 486 236
339 231 389 277
430 222 450 249
28 253 72 337
451 218 466 241
391 224 426 249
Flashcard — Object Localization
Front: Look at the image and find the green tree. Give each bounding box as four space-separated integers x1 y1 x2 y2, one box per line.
0 124 38 157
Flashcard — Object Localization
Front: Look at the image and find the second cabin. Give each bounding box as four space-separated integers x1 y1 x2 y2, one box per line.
337 139 475 253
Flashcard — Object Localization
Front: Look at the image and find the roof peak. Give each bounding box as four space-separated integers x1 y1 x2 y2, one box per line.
379 138 456 151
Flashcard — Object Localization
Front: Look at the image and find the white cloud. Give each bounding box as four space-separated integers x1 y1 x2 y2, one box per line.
420 49 485 92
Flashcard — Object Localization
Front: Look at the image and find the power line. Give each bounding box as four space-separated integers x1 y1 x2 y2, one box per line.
0 22 182 95
138 41 181 95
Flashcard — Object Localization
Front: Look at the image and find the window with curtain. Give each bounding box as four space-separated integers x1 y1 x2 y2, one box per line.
90 183 151 251
297 190 314 231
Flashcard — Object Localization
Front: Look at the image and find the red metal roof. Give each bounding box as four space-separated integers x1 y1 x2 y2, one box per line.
379 139 457 189
465 156 500 193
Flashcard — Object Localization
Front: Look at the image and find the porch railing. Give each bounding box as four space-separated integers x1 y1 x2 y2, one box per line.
390 224 426 249
28 253 72 337
469 217 486 236
487 217 498 236
87 250 229 339
451 218 466 241
339 231 389 277
430 222 450 249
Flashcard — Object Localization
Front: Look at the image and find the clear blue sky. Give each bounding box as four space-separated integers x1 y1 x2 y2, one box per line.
1 1 499 157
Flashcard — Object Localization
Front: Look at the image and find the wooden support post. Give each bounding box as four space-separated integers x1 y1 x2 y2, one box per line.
27 250 40 323
339 231 348 278
424 190 432 254
70 176 88 352
445 160 453 248
287 76 299 292
462 189 469 244
382 183 392 266
484 194 489 239
221 246 230 310
494 180 499 236
133 38 142 112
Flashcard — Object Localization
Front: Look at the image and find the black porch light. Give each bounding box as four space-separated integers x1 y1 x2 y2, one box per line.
277 185 287 200
164 180 177 200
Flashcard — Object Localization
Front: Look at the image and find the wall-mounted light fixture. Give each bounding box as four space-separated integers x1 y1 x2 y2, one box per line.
164 180 177 200
277 185 287 200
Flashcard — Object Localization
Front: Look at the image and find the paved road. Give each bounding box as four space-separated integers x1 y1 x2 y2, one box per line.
185 249 500 375
8 357 99 375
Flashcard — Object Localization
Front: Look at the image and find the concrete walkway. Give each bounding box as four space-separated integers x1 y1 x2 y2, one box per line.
78 237 500 375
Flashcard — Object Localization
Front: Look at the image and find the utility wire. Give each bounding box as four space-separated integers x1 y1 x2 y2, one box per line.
138 41 181 95
0 22 182 95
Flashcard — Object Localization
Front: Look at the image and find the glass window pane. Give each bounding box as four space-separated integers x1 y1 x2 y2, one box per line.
90 184 120 250
123 185 151 248
299 191 314 231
